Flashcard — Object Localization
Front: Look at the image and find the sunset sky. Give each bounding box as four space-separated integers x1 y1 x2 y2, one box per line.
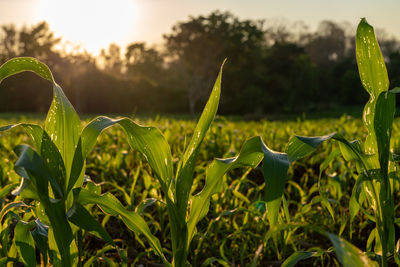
1 0 399 55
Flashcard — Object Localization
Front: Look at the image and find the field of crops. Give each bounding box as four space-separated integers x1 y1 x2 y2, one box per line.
0 18 399 267
2 113 400 266
1 113 395 266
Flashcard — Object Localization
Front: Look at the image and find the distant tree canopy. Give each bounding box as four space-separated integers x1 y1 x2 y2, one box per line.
164 11 265 114
1 11 400 116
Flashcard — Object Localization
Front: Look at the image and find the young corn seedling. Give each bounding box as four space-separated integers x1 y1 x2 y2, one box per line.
0 58 175 266
283 18 398 266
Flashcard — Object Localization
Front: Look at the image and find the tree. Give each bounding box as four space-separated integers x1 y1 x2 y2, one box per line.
0 22 61 64
99 43 123 76
164 10 265 114
125 42 163 83
261 43 318 113
304 21 347 67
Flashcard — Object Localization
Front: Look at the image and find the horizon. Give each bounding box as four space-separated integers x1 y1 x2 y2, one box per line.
0 0 399 56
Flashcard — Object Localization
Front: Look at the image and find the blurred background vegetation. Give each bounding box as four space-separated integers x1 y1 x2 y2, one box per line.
1 10 400 117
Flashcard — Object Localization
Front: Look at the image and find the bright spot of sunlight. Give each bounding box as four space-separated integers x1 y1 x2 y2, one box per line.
36 0 140 55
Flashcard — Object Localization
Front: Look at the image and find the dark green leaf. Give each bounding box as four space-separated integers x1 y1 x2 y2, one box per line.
14 221 36 267
13 145 73 266
67 203 114 245
31 219 49 265
75 188 168 264
14 144 63 199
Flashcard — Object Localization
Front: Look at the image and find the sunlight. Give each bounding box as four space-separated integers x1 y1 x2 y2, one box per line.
36 0 140 55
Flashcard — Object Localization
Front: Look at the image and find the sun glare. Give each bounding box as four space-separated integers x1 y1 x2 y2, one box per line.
36 0 140 55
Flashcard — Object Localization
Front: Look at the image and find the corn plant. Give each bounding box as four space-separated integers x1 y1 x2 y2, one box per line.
0 57 180 266
282 18 398 266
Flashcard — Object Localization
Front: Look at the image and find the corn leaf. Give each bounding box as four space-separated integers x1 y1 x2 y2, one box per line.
282 251 318 267
188 136 289 244
356 18 388 97
31 219 49 265
176 61 225 215
286 133 370 167
75 188 168 265
67 203 114 245
0 57 53 83
14 221 36 267
68 116 172 194
356 19 388 160
374 90 396 253
263 142 290 227
374 90 395 182
286 133 336 163
1 124 66 198
14 144 63 199
118 118 172 193
0 123 44 151
0 57 81 190
44 84 81 184
13 144 73 266
328 233 378 267
83 245 116 267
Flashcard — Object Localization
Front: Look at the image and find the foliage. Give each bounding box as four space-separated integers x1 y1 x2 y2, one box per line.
0 58 173 266
1 13 400 115
284 18 399 266
0 17 400 267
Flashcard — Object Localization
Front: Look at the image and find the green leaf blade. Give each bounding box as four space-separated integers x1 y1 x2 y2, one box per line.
374 91 395 176
14 221 36 267
356 18 389 97
116 118 173 192
67 203 114 245
263 144 290 227
0 57 53 83
45 83 82 183
328 233 378 267
0 57 81 194
76 188 167 264
286 133 336 163
13 145 73 266
68 116 172 195
282 251 318 267
176 60 225 218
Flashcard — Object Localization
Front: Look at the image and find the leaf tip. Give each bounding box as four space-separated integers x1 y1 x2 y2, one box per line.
357 17 373 34
221 58 228 69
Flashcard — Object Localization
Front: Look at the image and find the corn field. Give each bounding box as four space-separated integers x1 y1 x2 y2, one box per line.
0 18 399 267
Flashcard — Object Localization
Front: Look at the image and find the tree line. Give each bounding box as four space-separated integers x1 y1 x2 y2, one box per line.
1 11 400 116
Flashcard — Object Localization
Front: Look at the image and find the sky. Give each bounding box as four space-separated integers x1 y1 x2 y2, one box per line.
0 0 399 56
